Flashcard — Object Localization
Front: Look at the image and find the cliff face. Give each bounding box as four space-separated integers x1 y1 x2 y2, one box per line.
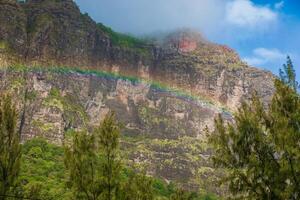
0 67 227 193
0 0 275 193
0 0 274 111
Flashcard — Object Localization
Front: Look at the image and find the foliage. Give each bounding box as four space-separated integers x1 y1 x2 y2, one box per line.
0 40 7 50
14 133 219 200
117 172 155 200
17 138 69 200
169 188 219 200
170 188 192 200
0 94 21 200
65 131 104 200
95 112 122 200
43 87 88 127
97 23 151 56
210 57 300 200
279 56 298 91
65 112 155 199
153 179 175 197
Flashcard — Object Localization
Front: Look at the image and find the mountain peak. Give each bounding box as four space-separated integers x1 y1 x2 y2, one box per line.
165 29 206 53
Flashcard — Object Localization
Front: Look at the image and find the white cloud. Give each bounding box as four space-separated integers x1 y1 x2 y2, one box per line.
275 1 284 10
243 57 265 66
226 0 278 28
76 0 227 35
244 48 287 66
76 0 282 38
254 48 286 60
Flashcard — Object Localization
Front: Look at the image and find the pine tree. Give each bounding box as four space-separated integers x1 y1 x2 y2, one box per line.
65 131 104 200
279 56 298 91
117 172 154 200
169 188 191 200
133 173 154 200
65 112 122 200
0 95 21 200
95 112 121 200
210 57 300 199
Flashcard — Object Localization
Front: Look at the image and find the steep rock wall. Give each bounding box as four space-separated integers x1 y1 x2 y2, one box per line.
0 0 275 112
0 0 276 194
0 67 226 193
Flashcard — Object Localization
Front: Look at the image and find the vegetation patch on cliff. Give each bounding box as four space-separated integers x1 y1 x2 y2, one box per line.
97 22 152 56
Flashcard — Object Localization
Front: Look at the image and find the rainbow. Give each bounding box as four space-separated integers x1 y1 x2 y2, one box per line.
3 65 232 115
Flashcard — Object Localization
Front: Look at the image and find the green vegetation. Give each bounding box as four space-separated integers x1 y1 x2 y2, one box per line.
97 23 148 49
65 129 104 200
97 112 122 200
17 138 70 199
0 106 219 199
32 119 55 132
25 90 38 101
210 57 300 199
10 77 26 91
0 40 8 50
97 23 151 57
14 137 218 200
43 87 88 127
0 95 21 200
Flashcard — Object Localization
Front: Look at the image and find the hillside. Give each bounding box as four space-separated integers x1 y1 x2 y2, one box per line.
0 0 275 195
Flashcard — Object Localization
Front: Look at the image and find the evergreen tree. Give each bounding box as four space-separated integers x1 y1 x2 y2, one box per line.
279 56 298 91
95 112 121 200
169 188 191 200
65 112 122 200
65 131 104 200
0 95 21 200
210 57 300 200
117 172 154 200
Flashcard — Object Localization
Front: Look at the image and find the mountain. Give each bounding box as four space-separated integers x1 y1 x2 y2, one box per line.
0 0 275 194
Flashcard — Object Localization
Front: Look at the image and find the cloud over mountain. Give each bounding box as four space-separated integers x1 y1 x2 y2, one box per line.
226 0 278 28
244 48 287 66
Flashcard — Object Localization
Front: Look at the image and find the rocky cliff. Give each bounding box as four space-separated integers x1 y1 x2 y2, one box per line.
0 0 275 194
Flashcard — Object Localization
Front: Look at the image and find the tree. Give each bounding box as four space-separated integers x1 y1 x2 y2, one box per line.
65 131 104 200
65 112 122 200
169 188 192 200
95 112 122 200
0 94 21 200
117 172 154 200
279 56 298 91
210 57 300 200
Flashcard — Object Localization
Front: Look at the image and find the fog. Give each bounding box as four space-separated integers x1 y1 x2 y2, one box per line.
75 0 227 36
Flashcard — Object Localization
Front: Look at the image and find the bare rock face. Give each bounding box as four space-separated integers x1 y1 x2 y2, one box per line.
0 0 275 194
165 29 204 53
152 30 275 111
0 0 275 111
0 68 226 193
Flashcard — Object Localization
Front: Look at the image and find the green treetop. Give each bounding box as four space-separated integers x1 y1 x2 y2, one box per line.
96 112 122 200
210 57 300 200
0 95 22 200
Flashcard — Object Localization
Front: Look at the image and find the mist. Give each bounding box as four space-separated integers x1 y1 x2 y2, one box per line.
75 0 227 37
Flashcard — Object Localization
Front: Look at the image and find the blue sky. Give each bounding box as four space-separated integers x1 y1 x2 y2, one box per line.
75 0 300 77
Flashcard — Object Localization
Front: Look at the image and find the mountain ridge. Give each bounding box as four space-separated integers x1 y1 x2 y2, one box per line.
0 0 275 194
0 0 275 111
